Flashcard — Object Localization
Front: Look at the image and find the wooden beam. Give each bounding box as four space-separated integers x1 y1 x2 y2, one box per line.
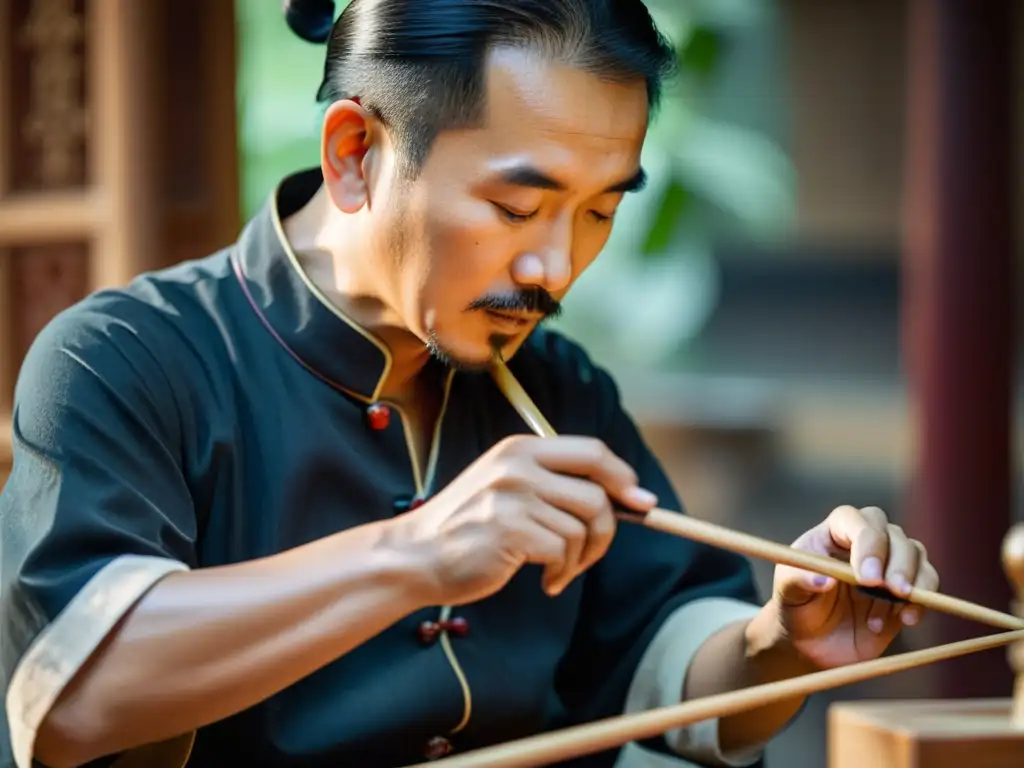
0 191 101 244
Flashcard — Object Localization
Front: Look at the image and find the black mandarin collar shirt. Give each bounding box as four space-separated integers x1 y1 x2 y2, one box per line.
0 169 761 768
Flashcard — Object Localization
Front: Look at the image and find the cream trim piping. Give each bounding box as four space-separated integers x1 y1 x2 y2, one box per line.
614 741 713 768
268 183 393 404
5 555 192 768
394 370 473 735
624 597 764 767
437 605 473 734
273 179 474 736
422 368 456 495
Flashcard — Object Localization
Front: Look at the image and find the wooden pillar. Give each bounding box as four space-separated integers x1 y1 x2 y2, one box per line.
902 0 1016 698
89 0 161 290
0 0 240 486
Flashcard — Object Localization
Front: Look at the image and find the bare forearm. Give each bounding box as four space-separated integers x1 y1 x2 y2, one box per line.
37 519 432 766
684 604 816 755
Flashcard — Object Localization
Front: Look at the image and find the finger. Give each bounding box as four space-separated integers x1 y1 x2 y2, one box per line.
912 543 939 591
825 505 890 585
505 514 569 593
532 470 610 524
775 566 838 607
532 470 617 570
528 503 591 594
866 597 892 635
774 528 839 606
899 541 939 627
882 524 919 597
529 437 657 512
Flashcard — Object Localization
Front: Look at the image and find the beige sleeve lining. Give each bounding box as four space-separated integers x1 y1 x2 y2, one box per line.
5 554 193 768
617 597 767 768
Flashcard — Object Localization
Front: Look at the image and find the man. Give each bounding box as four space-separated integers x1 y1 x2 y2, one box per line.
0 1 938 767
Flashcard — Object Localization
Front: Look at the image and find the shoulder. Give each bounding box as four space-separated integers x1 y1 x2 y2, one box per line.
506 326 625 436
15 251 236 443
20 251 233 378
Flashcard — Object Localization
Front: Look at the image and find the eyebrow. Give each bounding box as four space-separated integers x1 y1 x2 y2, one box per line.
497 165 648 195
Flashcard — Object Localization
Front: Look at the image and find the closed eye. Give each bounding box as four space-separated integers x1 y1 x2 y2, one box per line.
491 202 537 223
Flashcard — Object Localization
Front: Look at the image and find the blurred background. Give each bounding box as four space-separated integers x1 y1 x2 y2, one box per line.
0 1 1021 766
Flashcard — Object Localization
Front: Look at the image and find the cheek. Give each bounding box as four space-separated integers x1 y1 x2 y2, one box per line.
419 199 514 296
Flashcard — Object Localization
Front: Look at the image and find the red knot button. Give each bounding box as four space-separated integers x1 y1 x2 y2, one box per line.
418 621 441 644
446 616 470 637
366 403 390 430
418 617 469 643
424 736 452 760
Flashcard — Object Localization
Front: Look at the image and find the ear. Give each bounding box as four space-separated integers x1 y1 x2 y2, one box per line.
320 99 376 214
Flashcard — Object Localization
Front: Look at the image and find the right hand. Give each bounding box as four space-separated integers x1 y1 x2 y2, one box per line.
393 435 659 606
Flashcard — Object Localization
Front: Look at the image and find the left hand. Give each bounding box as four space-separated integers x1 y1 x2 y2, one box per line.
769 505 940 668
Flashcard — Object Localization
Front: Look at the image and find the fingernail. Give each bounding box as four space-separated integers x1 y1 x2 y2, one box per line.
868 617 884 633
626 487 657 507
812 574 832 588
892 574 911 595
861 557 882 581
902 610 919 626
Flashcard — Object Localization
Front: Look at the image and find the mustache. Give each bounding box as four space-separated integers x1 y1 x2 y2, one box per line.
468 289 562 319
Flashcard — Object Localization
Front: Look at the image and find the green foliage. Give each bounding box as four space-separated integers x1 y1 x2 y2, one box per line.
636 0 795 261
678 25 721 81
234 1 328 218
642 181 692 256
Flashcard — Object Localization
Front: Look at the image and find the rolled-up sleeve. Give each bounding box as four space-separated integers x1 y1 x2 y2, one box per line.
621 598 765 767
0 304 199 768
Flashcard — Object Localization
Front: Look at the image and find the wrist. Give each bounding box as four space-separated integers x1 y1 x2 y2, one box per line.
374 517 445 609
744 600 819 681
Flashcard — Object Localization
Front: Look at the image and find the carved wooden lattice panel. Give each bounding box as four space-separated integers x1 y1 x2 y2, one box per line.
6 0 90 193
0 0 93 482
10 243 90 364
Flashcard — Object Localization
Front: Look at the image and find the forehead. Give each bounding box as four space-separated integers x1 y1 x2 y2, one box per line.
450 46 649 184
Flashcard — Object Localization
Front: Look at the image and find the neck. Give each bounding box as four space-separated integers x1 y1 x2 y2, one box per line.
281 186 432 402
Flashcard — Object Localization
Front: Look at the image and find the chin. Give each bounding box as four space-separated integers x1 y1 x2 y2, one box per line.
425 333 494 372
425 328 525 372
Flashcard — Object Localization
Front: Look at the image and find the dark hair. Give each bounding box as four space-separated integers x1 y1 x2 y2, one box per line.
284 0 676 177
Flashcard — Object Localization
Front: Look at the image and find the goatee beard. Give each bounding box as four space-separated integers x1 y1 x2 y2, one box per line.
425 330 512 373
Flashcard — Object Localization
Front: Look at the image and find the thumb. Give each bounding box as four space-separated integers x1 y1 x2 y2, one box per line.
774 528 838 606
775 565 837 606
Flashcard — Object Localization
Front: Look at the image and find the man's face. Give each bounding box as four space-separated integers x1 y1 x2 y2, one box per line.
366 47 650 369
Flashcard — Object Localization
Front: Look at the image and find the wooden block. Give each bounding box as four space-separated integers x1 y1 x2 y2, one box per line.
1003 524 1024 725
828 699 1024 768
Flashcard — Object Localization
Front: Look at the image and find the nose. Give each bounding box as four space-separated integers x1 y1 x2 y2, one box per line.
511 218 573 294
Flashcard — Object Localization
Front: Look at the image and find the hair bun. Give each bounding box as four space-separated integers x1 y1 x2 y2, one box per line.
284 0 336 44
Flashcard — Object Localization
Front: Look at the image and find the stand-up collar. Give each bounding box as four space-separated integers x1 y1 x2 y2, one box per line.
231 168 392 403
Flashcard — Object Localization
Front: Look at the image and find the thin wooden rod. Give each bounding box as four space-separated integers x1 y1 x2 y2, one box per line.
407 628 1024 768
489 356 1024 632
